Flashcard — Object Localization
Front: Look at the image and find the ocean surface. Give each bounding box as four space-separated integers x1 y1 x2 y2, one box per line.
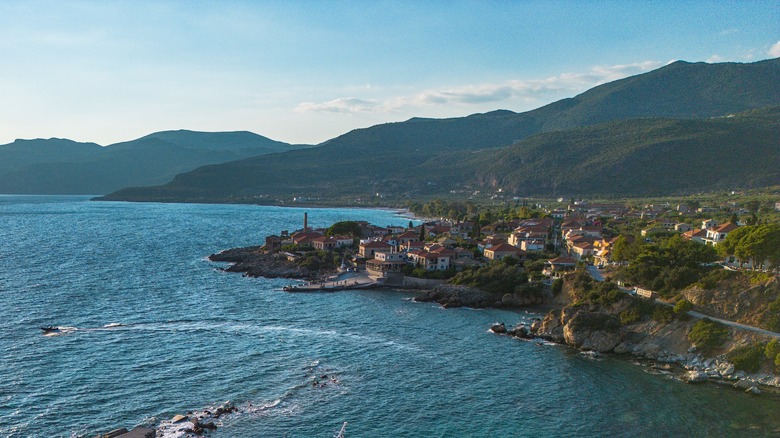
1 195 779 438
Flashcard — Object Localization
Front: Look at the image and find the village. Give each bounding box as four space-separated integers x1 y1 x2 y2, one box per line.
256 198 780 292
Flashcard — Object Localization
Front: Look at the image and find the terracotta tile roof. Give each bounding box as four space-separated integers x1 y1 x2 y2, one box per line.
548 256 577 265
487 243 524 253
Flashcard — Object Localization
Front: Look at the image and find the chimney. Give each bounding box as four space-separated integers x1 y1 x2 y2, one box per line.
304 212 308 232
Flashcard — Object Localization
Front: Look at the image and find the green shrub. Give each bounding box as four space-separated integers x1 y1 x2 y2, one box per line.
762 298 780 332
674 298 693 314
551 278 563 296
619 308 641 326
766 339 780 360
688 319 729 353
727 343 765 373
652 306 675 324
776 353 780 371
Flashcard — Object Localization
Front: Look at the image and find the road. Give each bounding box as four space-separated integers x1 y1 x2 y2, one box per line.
584 264 780 339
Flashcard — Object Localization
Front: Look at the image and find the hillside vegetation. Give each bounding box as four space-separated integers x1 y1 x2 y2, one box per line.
102 106 780 202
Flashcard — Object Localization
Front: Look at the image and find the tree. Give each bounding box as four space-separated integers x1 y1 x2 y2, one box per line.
326 221 362 237
419 226 426 241
766 339 780 360
746 200 761 214
611 235 638 262
674 298 693 314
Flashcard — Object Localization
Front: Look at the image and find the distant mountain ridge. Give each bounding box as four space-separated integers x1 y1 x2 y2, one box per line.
99 58 780 202
0 130 309 194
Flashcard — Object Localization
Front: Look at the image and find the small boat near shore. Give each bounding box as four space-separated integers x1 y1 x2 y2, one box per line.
40 326 61 334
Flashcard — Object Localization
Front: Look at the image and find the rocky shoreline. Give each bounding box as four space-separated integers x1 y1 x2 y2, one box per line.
211 246 780 396
414 284 546 309
489 315 780 396
209 246 328 280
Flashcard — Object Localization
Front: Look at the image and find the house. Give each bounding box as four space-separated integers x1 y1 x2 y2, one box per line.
311 236 338 251
703 222 739 245
407 250 451 270
549 209 567 219
366 252 407 280
483 243 526 261
292 231 324 246
436 236 458 247
358 241 393 258
399 240 425 252
674 223 692 233
386 225 406 234
569 241 594 260
701 219 718 229
263 235 282 252
775 201 780 211
396 231 419 245
682 228 708 244
333 235 355 247
543 256 578 278
520 239 545 252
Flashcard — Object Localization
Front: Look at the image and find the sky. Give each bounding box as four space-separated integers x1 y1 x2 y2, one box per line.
0 1 778 146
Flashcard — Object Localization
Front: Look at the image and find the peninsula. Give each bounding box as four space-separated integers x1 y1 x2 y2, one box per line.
211 200 780 395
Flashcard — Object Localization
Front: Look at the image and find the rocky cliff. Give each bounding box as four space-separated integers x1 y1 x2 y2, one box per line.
681 275 780 330
517 272 780 392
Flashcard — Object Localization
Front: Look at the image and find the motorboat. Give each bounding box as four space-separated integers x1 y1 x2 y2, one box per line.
40 326 61 334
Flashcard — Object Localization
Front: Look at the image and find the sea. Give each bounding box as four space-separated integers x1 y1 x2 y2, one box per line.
1 195 779 438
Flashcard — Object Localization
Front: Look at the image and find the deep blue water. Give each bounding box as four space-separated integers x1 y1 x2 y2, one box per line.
1 195 779 438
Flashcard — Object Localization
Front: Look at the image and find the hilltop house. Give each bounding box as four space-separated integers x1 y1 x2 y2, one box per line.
483 243 526 261
543 256 578 278
703 222 739 245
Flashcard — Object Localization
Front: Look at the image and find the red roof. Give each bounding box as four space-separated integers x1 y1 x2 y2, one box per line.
548 256 577 265
361 241 392 248
487 243 524 253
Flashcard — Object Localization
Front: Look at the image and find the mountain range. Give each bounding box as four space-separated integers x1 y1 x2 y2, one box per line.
3 58 779 200
0 130 308 194
100 58 780 202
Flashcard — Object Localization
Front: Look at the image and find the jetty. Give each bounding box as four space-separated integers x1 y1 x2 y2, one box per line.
283 270 378 292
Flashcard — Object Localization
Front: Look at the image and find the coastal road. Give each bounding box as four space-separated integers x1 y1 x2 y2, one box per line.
583 265 780 339
686 310 780 339
586 265 605 282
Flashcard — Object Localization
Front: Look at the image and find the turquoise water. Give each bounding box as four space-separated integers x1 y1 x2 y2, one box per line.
1 196 779 437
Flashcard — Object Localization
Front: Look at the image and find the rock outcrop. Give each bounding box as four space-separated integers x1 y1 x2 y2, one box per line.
531 306 623 352
209 247 324 279
416 284 500 308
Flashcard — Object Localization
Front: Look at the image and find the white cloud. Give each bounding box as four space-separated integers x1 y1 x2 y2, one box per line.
397 62 662 109
295 61 663 114
769 41 780 58
295 97 379 113
707 54 726 63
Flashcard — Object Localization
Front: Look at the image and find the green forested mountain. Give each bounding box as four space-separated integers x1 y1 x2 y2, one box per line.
102 107 780 202
100 59 780 202
460 106 780 196
0 130 307 194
